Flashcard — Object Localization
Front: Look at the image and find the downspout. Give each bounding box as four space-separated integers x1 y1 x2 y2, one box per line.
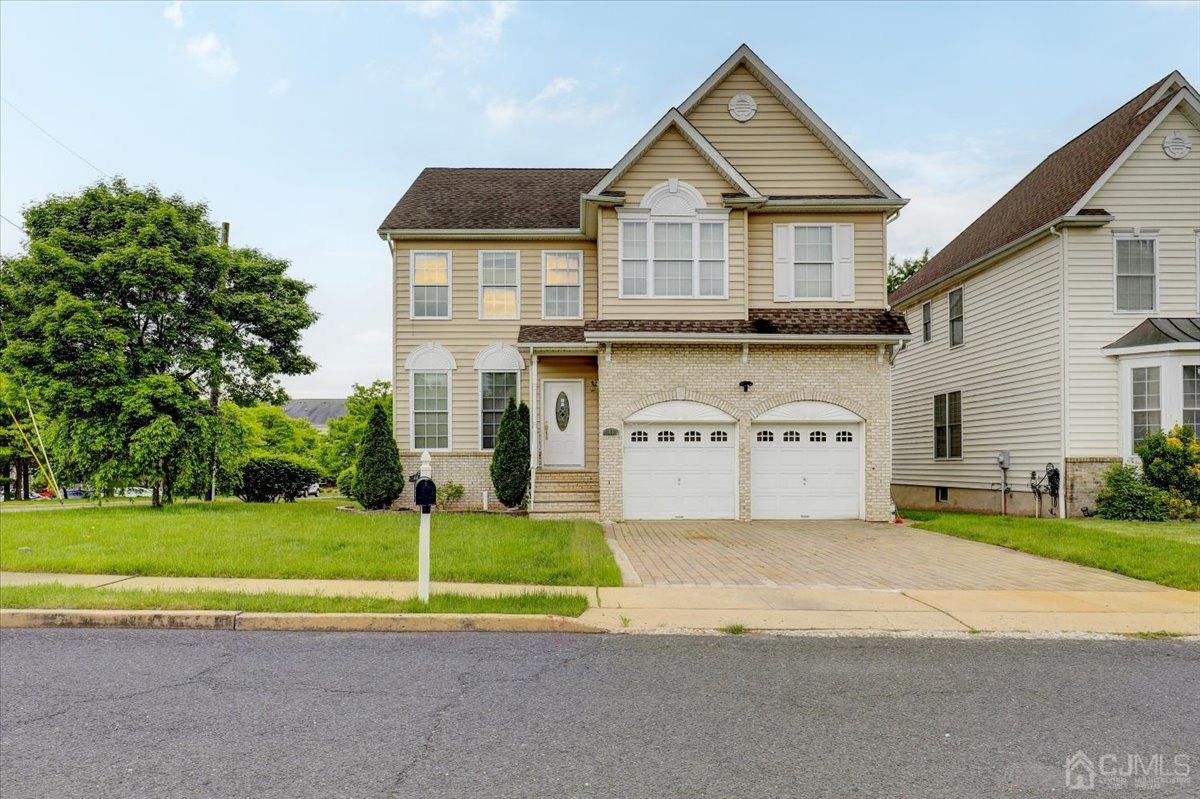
1049 224 1069 518
528 347 539 508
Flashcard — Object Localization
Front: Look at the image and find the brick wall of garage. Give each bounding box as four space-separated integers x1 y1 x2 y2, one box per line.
596 342 893 522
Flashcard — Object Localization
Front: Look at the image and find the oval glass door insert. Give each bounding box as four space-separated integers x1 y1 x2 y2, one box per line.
555 392 570 431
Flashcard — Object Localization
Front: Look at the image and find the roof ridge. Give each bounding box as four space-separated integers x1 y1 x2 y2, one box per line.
421 166 608 171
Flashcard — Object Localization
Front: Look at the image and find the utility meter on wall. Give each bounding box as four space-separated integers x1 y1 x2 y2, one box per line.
996 451 1011 470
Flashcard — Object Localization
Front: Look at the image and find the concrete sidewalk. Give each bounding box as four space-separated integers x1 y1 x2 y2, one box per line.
2 571 1196 635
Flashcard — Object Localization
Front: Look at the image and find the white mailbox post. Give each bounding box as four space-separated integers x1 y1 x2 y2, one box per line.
414 450 435 603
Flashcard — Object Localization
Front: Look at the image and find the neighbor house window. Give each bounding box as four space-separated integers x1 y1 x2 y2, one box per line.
934 391 962 459
412 372 449 450
1115 236 1156 312
1185 366 1200 429
793 224 834 299
411 251 451 319
542 251 582 318
479 371 517 449
921 301 932 343
619 218 727 298
479 251 519 319
948 288 964 347
1131 366 1161 450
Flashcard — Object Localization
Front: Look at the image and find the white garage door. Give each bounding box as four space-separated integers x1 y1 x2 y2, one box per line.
624 424 736 519
751 424 862 520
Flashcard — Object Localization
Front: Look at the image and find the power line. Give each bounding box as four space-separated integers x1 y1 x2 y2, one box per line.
1 96 110 178
0 213 23 234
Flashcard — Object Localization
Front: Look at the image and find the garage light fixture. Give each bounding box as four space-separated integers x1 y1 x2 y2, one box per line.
739 380 753 392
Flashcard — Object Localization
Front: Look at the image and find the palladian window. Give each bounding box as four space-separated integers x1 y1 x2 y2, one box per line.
619 179 728 299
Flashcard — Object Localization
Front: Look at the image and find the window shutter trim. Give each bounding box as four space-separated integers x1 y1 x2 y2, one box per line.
836 223 855 301
773 223 793 301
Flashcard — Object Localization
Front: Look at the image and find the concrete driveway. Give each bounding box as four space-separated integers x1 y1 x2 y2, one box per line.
607 519 1162 590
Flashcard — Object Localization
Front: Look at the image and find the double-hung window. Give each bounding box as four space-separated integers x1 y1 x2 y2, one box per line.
1115 235 1156 312
479 251 519 319
1131 366 1161 450
948 288 964 347
793 225 834 299
921 301 932 343
934 391 962 459
480 371 517 450
619 216 727 299
411 251 451 319
1184 366 1200 429
412 372 450 450
542 251 582 318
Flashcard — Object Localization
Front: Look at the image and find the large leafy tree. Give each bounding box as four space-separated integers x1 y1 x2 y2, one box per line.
317 380 391 480
0 179 317 504
886 248 931 294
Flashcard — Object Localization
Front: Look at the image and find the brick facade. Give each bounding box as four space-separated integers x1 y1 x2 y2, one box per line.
1065 456 1121 516
397 451 494 511
596 342 893 522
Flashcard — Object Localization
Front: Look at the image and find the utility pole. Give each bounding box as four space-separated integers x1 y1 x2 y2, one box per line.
207 221 230 502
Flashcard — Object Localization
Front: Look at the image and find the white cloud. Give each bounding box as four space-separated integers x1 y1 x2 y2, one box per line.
485 76 615 130
429 1 517 62
162 0 185 28
185 33 238 78
399 0 453 17
269 78 290 96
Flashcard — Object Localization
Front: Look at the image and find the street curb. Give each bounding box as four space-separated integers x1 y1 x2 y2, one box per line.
0 608 605 634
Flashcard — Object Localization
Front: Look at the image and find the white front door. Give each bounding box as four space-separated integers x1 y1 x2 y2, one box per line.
751 423 863 519
541 380 584 467
623 424 737 519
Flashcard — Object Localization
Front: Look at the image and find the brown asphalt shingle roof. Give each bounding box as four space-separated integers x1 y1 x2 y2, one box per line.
582 308 909 337
378 167 608 231
516 326 587 344
889 74 1183 306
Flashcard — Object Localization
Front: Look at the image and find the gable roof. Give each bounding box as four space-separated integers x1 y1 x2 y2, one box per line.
890 73 1199 306
282 398 347 430
378 168 607 232
587 108 763 200
679 44 901 201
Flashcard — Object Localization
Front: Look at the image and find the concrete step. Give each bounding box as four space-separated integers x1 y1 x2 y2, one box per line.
536 470 598 482
532 490 599 503
531 499 601 514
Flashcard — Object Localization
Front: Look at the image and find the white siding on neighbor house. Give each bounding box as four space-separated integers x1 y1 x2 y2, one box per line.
1064 107 1200 457
891 235 1064 491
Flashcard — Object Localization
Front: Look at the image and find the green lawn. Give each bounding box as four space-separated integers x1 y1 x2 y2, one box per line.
902 509 1200 591
0 583 588 616
0 499 622 586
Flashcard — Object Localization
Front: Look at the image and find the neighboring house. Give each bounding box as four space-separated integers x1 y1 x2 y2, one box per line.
890 72 1200 516
380 45 910 521
282 398 348 433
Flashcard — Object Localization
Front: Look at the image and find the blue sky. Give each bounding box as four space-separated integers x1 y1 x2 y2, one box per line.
2 1 1198 397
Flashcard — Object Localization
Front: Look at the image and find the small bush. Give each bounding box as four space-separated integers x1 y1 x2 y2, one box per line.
1161 489 1200 521
1094 464 1169 521
1136 425 1200 503
490 397 530 508
351 404 404 510
437 481 465 508
237 454 320 503
337 467 356 499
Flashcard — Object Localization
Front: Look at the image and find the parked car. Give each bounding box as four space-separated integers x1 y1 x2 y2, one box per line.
115 486 154 498
303 482 321 498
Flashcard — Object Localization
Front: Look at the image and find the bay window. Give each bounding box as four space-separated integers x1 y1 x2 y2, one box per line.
1131 366 1161 450
1184 365 1200 429
542 251 582 318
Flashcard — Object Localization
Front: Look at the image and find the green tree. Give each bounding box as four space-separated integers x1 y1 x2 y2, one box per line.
887 248 931 294
0 179 317 505
489 397 530 508
317 380 391 480
239 404 322 460
351 403 404 510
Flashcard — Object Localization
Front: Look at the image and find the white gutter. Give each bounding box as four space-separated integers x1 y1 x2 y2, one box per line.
377 227 586 240
519 342 599 351
1102 342 1200 357
584 331 910 345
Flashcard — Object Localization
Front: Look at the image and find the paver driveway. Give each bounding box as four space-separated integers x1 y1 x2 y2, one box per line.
607 520 1162 590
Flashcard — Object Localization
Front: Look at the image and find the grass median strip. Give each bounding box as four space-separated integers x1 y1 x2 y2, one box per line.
0 584 590 617
902 509 1200 591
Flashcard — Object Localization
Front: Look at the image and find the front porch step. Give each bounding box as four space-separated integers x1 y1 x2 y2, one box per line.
532 490 598 503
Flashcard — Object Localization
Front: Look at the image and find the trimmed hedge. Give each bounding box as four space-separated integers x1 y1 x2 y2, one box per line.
237 454 319 503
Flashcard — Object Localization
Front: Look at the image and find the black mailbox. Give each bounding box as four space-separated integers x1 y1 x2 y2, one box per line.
414 477 437 513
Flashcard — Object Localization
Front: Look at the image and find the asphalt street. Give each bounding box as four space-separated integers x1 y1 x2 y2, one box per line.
0 630 1196 798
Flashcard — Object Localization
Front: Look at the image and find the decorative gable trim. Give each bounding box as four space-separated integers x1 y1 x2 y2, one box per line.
678 44 901 201
587 108 762 200
1136 70 1199 115
1067 87 1200 217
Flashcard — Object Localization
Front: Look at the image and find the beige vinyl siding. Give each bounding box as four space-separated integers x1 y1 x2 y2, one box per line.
392 239 596 453
891 236 1063 491
597 207 747 320
536 356 599 470
1064 108 1200 457
747 212 887 309
684 65 872 196
609 126 736 205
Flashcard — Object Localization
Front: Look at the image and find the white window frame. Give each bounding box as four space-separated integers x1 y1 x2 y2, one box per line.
478 370 518 451
947 287 964 348
409 370 452 452
410 250 452 320
541 250 584 320
789 223 837 300
1195 231 1199 315
617 209 730 300
921 301 932 343
1112 231 1159 314
1184 364 1200 430
477 250 520 321
933 390 962 460
1117 352 1200 459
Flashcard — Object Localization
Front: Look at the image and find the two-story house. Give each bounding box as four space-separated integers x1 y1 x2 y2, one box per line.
890 72 1200 516
380 45 910 522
